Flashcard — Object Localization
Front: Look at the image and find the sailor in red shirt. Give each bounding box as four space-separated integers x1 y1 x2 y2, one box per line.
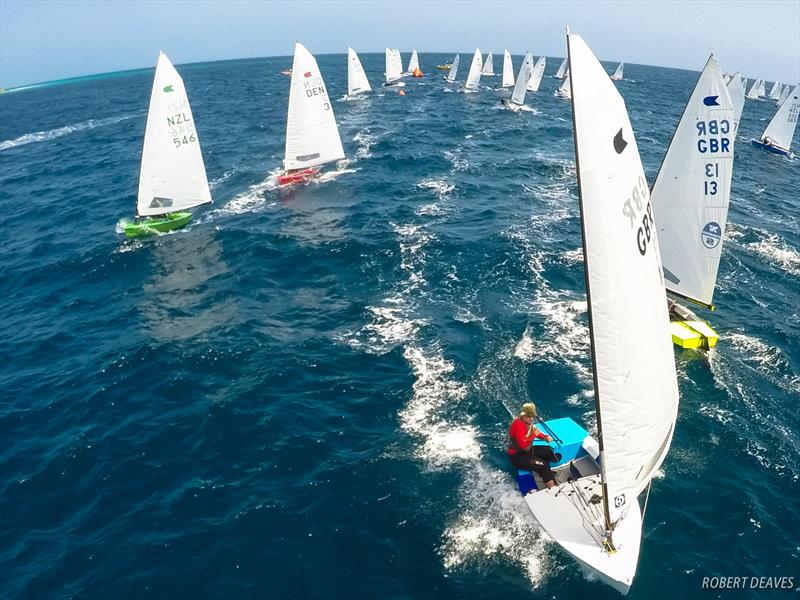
507 403 561 488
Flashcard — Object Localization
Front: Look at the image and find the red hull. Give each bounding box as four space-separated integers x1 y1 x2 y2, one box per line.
278 168 319 186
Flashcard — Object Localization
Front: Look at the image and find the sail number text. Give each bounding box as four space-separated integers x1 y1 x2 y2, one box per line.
704 162 719 196
303 75 330 110
696 119 730 153
166 112 196 148
622 175 655 256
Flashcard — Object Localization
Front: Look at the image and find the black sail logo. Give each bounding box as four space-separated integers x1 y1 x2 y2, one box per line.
613 128 628 154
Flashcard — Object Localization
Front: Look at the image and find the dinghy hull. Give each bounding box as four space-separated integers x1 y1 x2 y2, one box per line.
669 302 718 350
124 212 192 237
278 168 319 186
751 139 791 156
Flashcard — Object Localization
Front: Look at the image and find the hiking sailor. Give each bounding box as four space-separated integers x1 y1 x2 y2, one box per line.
507 403 562 488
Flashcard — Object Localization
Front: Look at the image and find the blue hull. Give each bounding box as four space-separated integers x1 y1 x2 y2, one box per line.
751 139 791 156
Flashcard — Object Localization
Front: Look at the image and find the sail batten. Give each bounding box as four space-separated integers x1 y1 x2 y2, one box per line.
651 55 734 308
137 52 212 217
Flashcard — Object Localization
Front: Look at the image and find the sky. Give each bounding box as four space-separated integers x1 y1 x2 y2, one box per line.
1 0 798 89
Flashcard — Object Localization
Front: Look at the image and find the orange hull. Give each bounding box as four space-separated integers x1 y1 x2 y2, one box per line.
278 168 319 186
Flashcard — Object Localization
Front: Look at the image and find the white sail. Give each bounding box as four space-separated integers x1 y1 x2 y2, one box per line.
464 48 483 90
611 62 624 80
502 50 514 87
569 31 679 526
777 84 791 106
746 77 764 99
726 72 745 134
347 47 371 96
527 56 546 92
447 54 460 83
407 50 419 73
481 52 494 75
651 55 734 309
768 80 781 99
284 42 345 171
760 84 800 152
555 58 568 78
137 52 211 217
510 52 534 105
556 70 571 98
385 48 403 83
723 74 730 85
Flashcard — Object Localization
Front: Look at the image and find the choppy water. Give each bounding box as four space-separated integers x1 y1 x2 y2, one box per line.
1 52 798 599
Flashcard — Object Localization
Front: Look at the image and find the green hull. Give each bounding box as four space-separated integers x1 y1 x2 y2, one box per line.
124 212 192 238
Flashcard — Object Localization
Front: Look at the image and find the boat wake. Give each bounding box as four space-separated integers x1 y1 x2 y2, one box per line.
0 113 138 152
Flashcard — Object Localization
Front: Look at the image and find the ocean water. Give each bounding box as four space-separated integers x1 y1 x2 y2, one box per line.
1 52 798 599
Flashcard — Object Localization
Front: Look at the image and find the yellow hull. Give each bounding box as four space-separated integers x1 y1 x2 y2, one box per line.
670 319 718 350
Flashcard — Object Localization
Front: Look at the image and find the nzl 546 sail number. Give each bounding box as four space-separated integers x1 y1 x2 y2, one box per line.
622 175 655 256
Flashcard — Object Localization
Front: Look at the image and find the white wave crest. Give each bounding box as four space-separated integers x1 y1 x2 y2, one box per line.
744 234 800 277
339 300 427 355
0 113 137 151
353 131 377 159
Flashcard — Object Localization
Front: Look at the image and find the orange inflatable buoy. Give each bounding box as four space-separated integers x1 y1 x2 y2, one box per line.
412 68 423 77
399 89 406 96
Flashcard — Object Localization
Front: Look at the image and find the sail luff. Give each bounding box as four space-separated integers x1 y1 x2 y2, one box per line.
137 52 212 217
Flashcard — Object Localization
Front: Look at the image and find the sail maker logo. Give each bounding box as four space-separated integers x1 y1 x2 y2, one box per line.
702 222 722 249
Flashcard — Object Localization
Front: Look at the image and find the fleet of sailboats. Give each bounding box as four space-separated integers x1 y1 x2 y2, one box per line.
752 84 800 156
651 55 734 350
125 52 212 237
610 62 624 80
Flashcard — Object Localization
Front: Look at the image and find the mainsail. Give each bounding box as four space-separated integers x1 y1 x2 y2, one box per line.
502 50 514 87
347 47 371 96
569 30 679 528
284 42 345 171
768 80 782 100
510 53 534 105
527 56 546 92
555 58 568 78
556 70 571 98
407 50 419 74
759 84 800 152
464 49 483 90
385 48 403 83
447 54 460 83
746 78 764 99
726 72 745 134
137 52 212 217
651 55 734 309
481 52 494 76
777 84 791 106
612 62 624 80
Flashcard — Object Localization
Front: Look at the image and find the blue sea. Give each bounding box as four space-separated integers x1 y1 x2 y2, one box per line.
1 52 798 599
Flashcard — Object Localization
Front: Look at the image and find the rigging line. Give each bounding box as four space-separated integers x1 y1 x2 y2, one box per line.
641 478 654 524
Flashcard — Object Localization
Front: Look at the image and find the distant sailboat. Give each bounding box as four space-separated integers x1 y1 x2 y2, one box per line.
461 48 483 92
346 47 371 99
610 62 624 80
555 69 571 98
527 56 546 92
751 84 799 156
279 42 345 186
446 54 460 83
723 74 731 85
746 78 765 99
777 84 791 106
502 52 534 110
518 29 679 595
651 55 735 350
554 58 568 78
726 72 746 135
767 80 782 100
502 50 514 88
384 48 405 86
481 52 495 76
405 50 422 76
124 52 212 237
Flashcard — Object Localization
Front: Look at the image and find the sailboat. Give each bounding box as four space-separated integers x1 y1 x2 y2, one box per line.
516 29 679 595
767 81 782 100
501 50 514 88
481 52 495 76
746 78 765 99
124 52 212 237
278 42 345 186
555 69 571 98
723 74 731 85
751 84 799 156
726 72 746 135
404 50 422 77
651 55 734 350
554 58 568 79
445 54 460 83
777 84 791 106
384 48 405 87
610 62 624 80
502 52 534 110
346 47 371 99
460 49 483 92
526 56 546 92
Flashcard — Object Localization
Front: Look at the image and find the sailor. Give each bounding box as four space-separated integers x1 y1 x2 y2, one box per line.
507 403 561 488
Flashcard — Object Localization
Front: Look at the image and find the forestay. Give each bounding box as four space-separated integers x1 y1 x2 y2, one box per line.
569 32 679 528
502 50 514 87
137 52 212 217
760 84 800 152
464 49 483 90
284 43 345 171
555 58 568 78
347 48 371 96
447 54 460 82
527 56 546 92
651 55 734 309
726 72 745 134
510 53 534 105
481 52 494 76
